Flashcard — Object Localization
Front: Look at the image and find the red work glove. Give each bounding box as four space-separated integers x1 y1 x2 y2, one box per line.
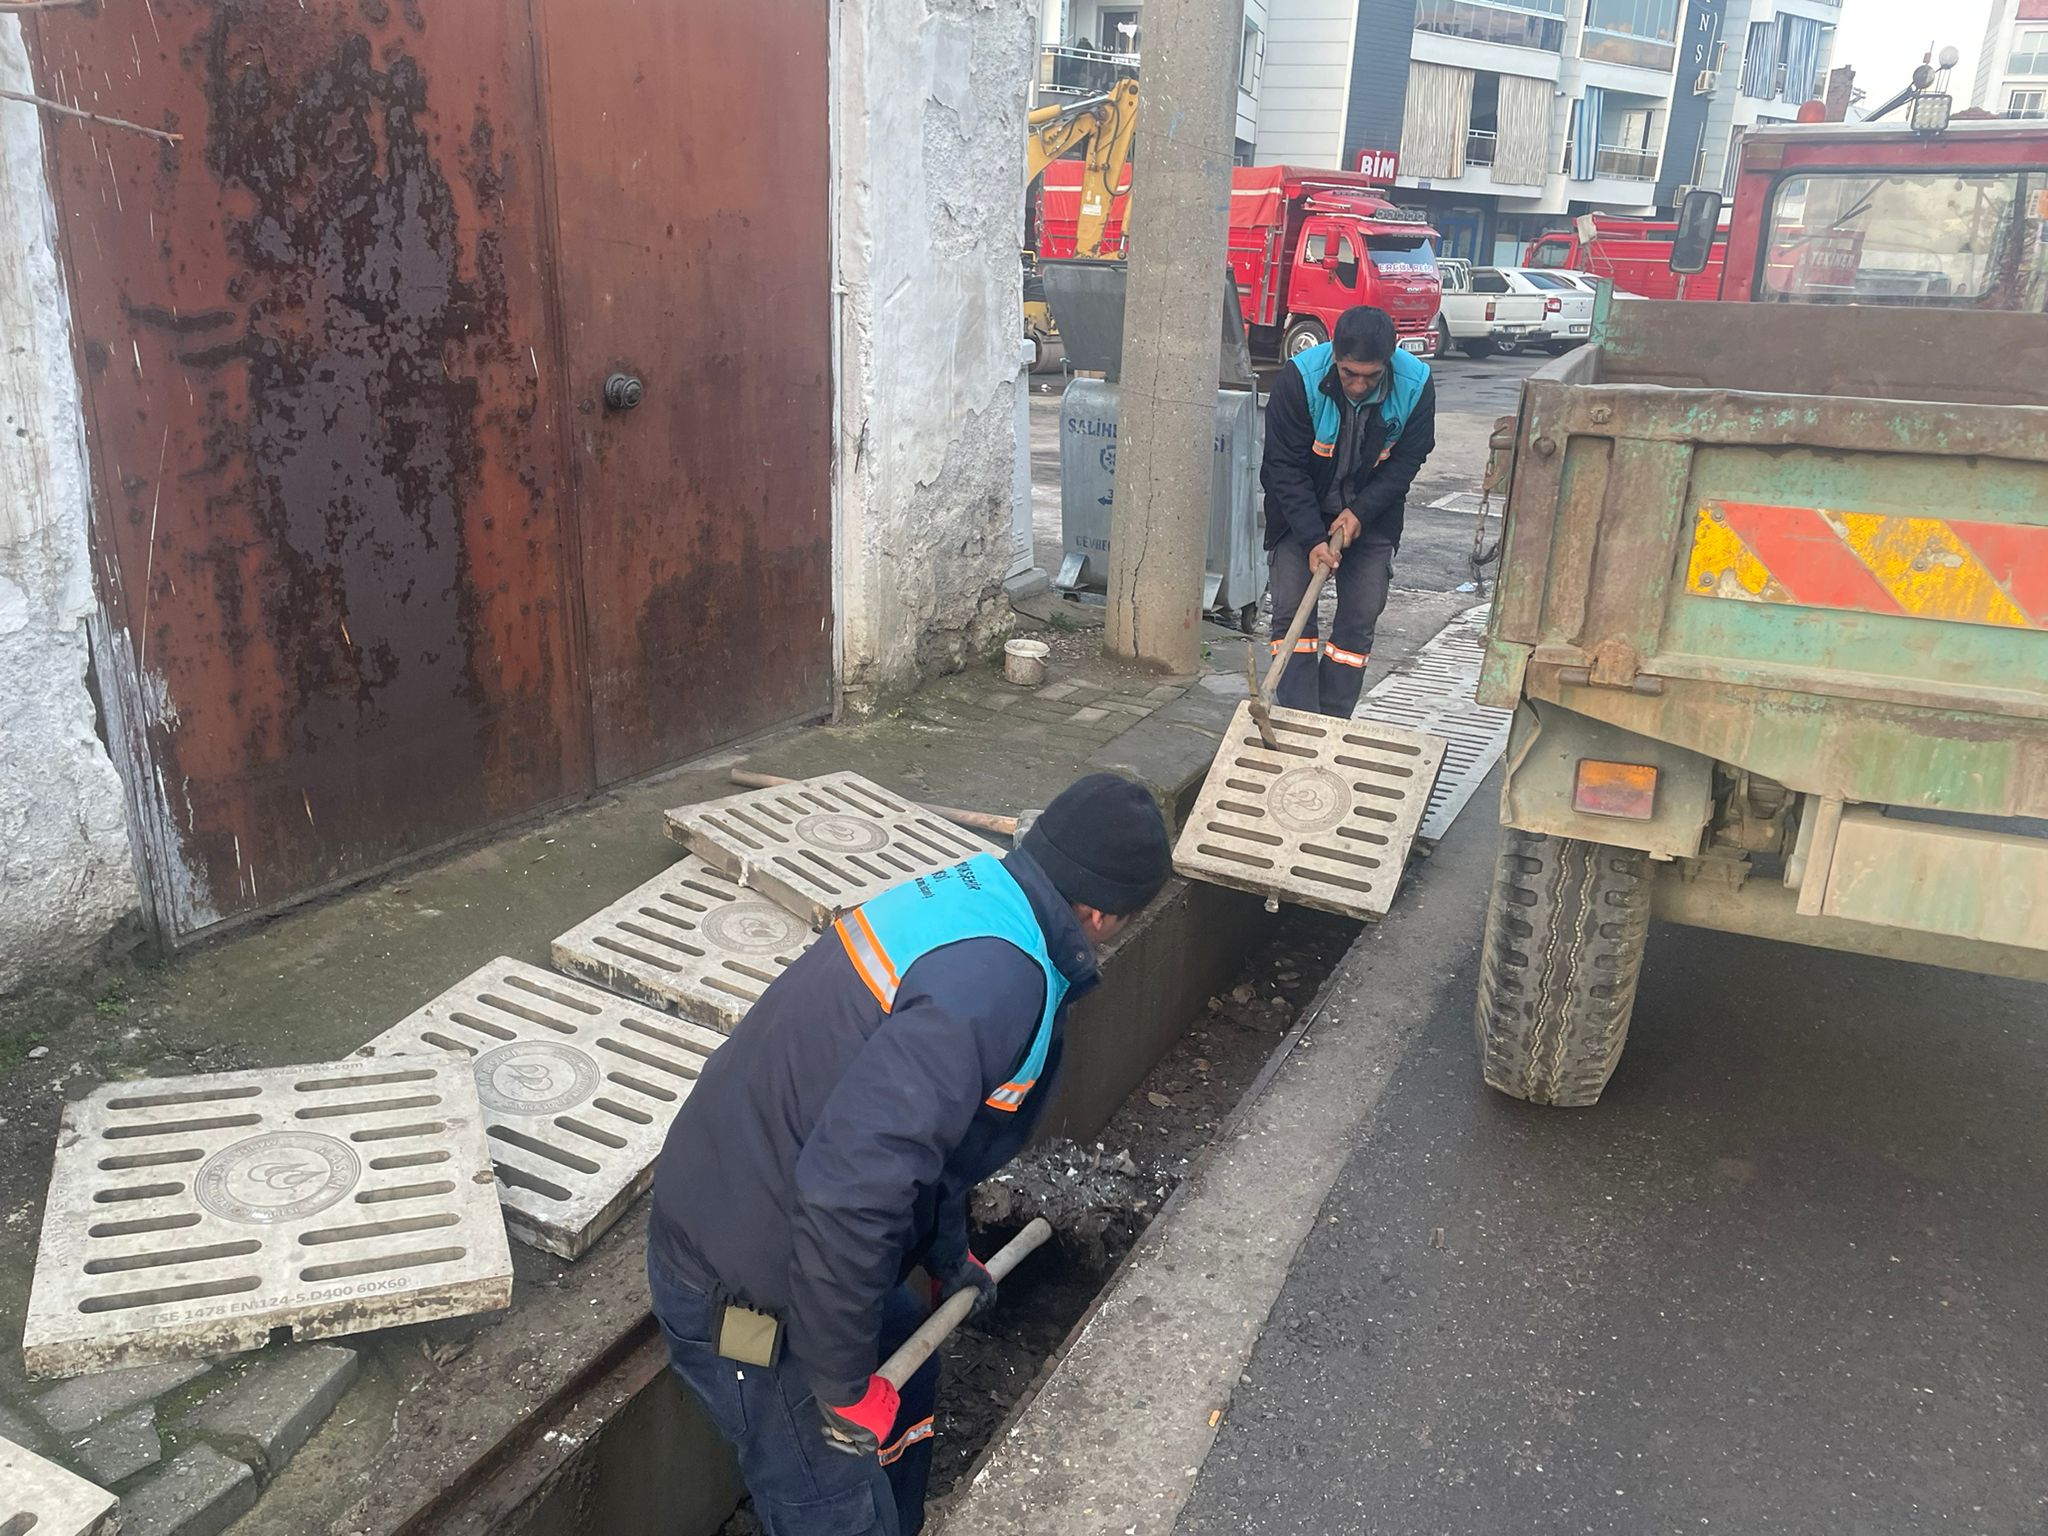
928 1253 999 1324
819 1375 899 1457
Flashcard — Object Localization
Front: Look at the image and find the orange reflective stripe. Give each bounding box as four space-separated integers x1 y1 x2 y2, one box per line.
853 910 899 988
1311 439 1335 457
1322 642 1369 668
835 920 892 1009
985 1080 1033 1112
1269 639 1320 656
877 1416 935 1466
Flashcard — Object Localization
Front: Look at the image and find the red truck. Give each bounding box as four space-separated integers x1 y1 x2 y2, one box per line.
1039 161 1443 359
1523 214 1729 299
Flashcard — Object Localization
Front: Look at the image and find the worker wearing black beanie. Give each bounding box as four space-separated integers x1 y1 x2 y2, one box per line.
1020 771 1173 918
646 771 1172 1536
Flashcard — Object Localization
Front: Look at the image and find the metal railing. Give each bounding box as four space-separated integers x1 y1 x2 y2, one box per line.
1037 45 1140 98
1465 129 1498 167
1595 144 1659 180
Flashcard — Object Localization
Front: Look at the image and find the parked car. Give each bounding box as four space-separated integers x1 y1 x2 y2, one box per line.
1436 258 1546 361
1471 266 1595 354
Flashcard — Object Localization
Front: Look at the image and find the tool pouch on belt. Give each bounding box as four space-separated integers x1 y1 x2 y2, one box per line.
715 1302 784 1368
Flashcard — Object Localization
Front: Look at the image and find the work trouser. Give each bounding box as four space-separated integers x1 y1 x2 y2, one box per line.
648 1253 939 1536
1267 531 1397 718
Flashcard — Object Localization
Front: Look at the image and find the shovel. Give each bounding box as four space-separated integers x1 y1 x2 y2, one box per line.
877 1217 1054 1389
1246 521 1353 749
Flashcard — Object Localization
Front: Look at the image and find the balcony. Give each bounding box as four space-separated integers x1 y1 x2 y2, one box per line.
1561 140 1661 181
1414 0 1565 52
1038 45 1140 99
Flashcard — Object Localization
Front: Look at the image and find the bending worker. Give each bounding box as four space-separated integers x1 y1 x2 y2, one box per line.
1261 303 1437 718
646 772 1173 1535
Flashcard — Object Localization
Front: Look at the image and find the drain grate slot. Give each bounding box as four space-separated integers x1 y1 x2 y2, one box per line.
1351 605 1512 841
1 1436 118 1536
1174 702 1446 921
358 957 725 1260
23 1058 511 1379
552 854 818 1033
664 771 1001 928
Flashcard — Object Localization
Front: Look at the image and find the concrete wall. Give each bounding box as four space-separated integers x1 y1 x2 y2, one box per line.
0 22 141 993
835 0 1034 714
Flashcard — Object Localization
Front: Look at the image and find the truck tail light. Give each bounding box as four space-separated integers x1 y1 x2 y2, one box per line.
1485 301 1497 322
1545 296 1563 313
1573 760 1659 820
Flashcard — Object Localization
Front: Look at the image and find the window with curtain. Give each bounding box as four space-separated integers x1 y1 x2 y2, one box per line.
1583 0 1679 70
1398 62 1477 180
1778 16 1829 102
1739 21 1778 97
1491 74 1553 186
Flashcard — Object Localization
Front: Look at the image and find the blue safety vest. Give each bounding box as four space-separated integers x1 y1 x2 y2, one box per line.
833 854 1069 1113
1290 341 1429 461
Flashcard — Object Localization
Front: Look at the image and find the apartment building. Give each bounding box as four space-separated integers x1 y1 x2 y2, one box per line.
1972 0 2048 118
1257 0 1837 263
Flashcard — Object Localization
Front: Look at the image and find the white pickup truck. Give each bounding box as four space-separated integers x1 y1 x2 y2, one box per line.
1434 257 1547 360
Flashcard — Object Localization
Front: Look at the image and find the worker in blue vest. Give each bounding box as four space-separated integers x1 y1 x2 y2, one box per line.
1261 303 1437 718
646 773 1172 1536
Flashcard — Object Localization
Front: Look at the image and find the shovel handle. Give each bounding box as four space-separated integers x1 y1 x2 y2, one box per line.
1260 521 1353 706
877 1218 1053 1390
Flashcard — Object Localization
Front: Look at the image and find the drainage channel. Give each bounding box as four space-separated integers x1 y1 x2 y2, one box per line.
710 904 1362 1534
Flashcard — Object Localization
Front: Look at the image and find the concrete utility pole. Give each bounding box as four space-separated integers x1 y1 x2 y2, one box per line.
1103 0 1239 673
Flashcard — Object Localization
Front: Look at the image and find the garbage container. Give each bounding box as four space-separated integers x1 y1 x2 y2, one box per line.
1054 378 1264 631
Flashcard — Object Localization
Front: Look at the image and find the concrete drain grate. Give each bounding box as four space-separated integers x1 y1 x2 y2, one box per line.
666 771 1001 927
1173 703 1446 920
1 1435 118 1535
23 1060 511 1380
357 958 724 1259
1352 605 1511 841
550 855 816 1033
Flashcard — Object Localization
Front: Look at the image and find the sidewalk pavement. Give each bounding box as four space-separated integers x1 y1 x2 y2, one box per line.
0 584 1466 1534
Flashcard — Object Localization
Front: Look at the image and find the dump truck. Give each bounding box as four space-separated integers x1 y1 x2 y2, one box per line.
1474 296 2048 1106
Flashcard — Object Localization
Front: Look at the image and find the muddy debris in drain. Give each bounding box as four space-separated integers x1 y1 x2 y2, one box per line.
714 906 1359 1531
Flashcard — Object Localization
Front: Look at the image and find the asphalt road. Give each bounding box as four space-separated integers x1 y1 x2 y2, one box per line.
1176 902 2048 1532
1027 349 1548 604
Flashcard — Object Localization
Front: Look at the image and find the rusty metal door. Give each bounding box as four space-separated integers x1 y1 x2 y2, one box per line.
534 0 834 784
29 2 592 936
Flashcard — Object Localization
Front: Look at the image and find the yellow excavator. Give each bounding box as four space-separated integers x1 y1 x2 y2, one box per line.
1023 78 1139 369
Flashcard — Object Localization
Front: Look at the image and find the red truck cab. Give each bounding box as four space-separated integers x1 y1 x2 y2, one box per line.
1524 215 1728 299
1039 162 1443 359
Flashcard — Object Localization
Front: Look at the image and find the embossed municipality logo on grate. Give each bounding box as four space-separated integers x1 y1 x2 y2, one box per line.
358 957 725 1260
22 1059 511 1380
1 1435 118 1536
1174 704 1447 922
665 772 1001 928
1351 605 1511 842
551 854 817 1033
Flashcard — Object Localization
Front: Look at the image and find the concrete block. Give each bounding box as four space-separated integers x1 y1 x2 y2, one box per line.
550 855 815 1033
69 1402 163 1485
1172 701 1446 921
23 1059 513 1378
118 1444 256 1536
665 772 1001 927
358 958 724 1260
34 1361 211 1434
189 1344 357 1475
0 1433 119 1536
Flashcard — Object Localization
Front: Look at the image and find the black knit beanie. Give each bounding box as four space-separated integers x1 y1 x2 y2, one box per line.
1021 773 1172 916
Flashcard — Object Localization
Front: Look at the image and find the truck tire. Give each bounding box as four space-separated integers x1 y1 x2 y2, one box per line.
1460 338 1496 360
1474 830 1651 1107
1435 316 1452 358
1282 317 1328 358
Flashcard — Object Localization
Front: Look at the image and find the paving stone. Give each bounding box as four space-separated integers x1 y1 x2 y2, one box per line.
24 1060 512 1378
1145 683 1186 703
982 693 1021 711
1038 680 1082 700
1069 706 1109 724
34 1361 211 1435
69 1401 163 1485
119 1444 257 1536
189 1344 357 1476
0 1434 118 1535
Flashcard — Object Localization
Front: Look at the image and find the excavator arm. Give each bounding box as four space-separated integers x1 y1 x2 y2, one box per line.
1025 78 1139 260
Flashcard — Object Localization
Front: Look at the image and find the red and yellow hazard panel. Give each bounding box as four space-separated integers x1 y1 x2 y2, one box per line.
1687 501 2048 631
